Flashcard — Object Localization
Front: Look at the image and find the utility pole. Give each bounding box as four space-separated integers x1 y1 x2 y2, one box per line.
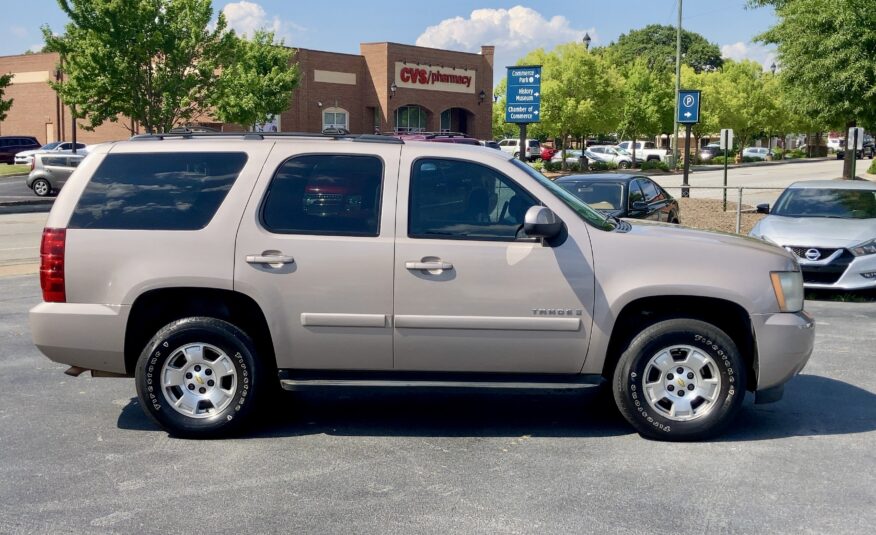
671 0 683 168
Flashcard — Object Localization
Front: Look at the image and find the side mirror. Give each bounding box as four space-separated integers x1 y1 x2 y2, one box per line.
523 206 563 239
631 200 648 211
756 203 770 214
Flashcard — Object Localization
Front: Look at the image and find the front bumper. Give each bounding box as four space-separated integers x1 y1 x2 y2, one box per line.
750 310 815 397
29 302 130 375
14 156 33 166
801 253 876 290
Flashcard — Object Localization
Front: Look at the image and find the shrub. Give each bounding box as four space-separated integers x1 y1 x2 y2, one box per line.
640 160 669 172
567 162 581 172
741 156 759 163
711 155 730 165
869 159 876 174
785 149 806 159
531 160 544 172
542 161 561 172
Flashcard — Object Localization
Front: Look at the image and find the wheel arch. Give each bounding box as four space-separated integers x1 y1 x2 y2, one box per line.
124 287 276 377
600 295 756 391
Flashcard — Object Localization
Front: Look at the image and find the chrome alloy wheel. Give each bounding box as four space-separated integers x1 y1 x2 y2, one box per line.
160 343 238 418
642 345 722 422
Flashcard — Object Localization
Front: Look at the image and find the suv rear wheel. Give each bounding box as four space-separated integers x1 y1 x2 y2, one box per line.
135 317 264 438
612 318 746 441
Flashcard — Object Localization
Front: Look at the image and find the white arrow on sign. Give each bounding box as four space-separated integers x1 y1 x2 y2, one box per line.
684 112 692 118
535 92 540 97
534 110 539 115
535 74 540 78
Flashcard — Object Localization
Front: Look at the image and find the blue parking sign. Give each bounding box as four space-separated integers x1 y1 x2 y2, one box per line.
677 89 701 124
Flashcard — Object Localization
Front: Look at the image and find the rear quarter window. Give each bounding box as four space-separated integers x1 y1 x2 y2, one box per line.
68 152 247 230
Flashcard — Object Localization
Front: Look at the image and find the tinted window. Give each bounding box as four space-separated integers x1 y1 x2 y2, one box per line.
0 140 7 148
560 181 623 210
409 158 536 240
528 140 540 148
629 181 645 206
638 179 660 203
69 152 246 230
261 154 382 236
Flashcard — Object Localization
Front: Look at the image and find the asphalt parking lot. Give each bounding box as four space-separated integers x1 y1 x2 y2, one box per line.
1 273 875 534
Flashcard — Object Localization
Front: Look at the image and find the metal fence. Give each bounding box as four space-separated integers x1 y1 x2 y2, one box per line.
660 186 786 234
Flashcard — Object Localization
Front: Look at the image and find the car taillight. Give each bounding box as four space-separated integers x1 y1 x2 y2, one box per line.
40 228 66 303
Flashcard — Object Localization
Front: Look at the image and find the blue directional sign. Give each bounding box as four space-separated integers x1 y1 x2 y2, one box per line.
677 89 701 124
505 66 542 123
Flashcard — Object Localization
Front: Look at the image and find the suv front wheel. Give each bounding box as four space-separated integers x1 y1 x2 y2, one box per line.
612 318 746 441
135 317 264 438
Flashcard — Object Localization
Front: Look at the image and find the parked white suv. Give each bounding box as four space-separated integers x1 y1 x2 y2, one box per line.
30 132 814 440
498 138 540 161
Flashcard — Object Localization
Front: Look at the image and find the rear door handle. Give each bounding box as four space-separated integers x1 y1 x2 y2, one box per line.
246 253 295 265
405 261 453 271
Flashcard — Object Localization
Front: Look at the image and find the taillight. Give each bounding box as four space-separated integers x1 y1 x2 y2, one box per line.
30 156 35 171
40 228 66 302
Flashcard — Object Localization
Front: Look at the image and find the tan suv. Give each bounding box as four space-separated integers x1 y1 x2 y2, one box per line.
30 132 814 440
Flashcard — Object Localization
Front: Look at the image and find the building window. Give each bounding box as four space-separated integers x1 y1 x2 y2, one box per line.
440 110 451 132
323 108 349 132
394 105 428 133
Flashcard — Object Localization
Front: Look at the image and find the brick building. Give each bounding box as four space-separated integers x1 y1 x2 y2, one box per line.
0 42 495 144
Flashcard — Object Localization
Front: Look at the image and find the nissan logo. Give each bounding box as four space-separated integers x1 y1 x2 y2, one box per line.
804 248 821 261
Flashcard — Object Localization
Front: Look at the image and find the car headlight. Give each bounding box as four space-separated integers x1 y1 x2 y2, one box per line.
850 239 876 256
770 271 804 312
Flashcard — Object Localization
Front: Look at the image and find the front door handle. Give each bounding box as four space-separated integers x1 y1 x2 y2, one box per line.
405 261 453 271
246 253 295 266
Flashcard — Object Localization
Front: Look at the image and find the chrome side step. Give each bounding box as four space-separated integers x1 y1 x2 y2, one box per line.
279 372 603 391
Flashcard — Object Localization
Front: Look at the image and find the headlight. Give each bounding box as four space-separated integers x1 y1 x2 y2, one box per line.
850 239 876 256
770 271 804 312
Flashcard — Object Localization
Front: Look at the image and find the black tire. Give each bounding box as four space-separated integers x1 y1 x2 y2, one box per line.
612 318 746 441
618 160 631 169
32 179 51 197
135 317 265 438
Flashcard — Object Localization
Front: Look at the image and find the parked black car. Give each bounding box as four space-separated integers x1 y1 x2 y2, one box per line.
556 174 680 223
0 136 41 165
836 136 875 160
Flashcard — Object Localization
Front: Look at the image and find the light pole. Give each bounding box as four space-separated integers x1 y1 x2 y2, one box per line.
672 0 683 169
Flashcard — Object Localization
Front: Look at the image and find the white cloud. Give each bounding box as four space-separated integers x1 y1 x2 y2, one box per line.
11 26 29 38
721 41 777 71
28 44 43 53
416 6 596 70
220 1 304 43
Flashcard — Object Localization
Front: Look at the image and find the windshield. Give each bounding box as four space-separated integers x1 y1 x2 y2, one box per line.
615 147 631 155
511 159 616 231
772 188 876 219
559 182 624 210
41 142 62 150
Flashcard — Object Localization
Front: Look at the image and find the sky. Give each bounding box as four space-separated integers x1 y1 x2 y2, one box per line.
2 0 778 75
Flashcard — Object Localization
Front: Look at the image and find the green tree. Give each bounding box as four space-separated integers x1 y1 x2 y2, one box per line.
617 59 674 163
43 0 237 134
213 30 299 130
0 73 12 122
752 0 876 177
601 24 723 73
517 43 622 164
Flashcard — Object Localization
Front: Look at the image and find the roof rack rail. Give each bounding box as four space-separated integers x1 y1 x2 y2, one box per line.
129 132 404 144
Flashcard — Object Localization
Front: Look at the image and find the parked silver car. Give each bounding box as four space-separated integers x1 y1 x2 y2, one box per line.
30 132 813 441
14 141 87 166
750 180 876 289
26 152 86 196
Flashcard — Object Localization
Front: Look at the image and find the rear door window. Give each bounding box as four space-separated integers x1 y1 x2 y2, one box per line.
637 179 661 203
69 152 247 230
260 154 383 236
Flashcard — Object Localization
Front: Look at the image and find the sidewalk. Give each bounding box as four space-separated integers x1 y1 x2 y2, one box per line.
689 156 830 172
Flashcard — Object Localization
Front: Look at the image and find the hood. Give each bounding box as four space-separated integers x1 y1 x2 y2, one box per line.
753 215 876 248
15 149 38 157
627 219 797 265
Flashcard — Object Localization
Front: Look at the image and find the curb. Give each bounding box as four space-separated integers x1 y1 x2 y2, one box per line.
0 199 53 215
690 157 831 172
